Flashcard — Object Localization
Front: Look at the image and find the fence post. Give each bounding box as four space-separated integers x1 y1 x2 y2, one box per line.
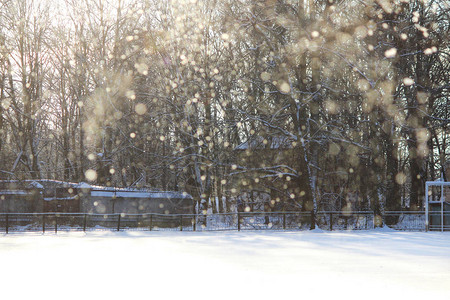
5 214 9 234
42 215 45 233
330 212 333 231
54 214 57 234
310 210 316 230
83 214 87 232
149 214 153 231
237 212 241 231
372 212 376 229
180 215 183 231
117 214 121 231
365 213 368 230
283 213 286 230
373 212 375 230
193 215 196 231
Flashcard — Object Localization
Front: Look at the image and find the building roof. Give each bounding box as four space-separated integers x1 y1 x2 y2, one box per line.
89 189 192 199
0 179 80 190
235 135 296 150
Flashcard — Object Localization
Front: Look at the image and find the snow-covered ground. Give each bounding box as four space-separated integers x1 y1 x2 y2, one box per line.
1 229 449 300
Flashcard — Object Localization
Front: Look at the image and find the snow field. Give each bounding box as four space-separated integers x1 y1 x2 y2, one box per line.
0 230 449 300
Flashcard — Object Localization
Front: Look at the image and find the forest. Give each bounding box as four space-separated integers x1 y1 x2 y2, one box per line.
0 0 449 214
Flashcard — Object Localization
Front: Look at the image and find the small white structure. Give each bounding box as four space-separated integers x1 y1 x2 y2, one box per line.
425 178 450 231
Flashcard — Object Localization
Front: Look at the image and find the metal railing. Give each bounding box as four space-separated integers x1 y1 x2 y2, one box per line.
0 211 443 233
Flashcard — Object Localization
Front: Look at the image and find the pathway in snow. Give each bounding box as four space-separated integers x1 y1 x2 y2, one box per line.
1 230 449 299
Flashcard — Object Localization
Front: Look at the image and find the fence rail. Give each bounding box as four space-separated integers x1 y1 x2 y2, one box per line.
0 211 445 233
